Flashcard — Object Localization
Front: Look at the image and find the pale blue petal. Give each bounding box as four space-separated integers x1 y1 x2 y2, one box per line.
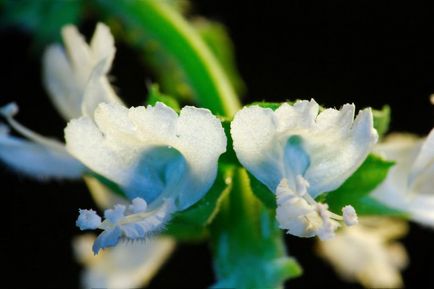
0 125 84 180
92 227 122 255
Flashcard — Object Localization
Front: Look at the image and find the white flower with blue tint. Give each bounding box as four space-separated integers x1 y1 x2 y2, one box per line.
317 217 408 288
231 100 378 239
43 22 122 119
0 23 121 180
372 129 434 226
67 102 226 253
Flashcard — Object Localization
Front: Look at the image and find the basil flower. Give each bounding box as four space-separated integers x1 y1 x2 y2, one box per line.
317 217 408 288
68 102 226 253
0 23 121 179
231 100 378 239
372 129 434 225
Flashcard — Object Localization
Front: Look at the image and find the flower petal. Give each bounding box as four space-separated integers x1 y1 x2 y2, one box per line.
231 100 378 197
408 128 434 191
317 217 408 288
91 199 174 254
43 23 121 120
372 132 434 226
73 234 175 289
42 45 82 119
0 103 84 179
231 105 282 191
65 102 226 209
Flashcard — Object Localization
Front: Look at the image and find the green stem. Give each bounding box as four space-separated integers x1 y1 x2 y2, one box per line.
96 0 240 117
211 169 302 289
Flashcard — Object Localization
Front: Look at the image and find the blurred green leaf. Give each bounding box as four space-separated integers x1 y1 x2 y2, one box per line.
325 154 395 214
147 83 181 111
97 0 240 115
2 0 82 49
211 169 302 289
372 105 391 138
192 18 245 95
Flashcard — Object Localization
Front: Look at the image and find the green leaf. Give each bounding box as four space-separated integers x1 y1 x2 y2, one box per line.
251 101 287 111
210 169 302 289
372 105 391 138
325 154 395 214
2 0 82 49
96 0 241 116
147 83 181 111
192 18 246 95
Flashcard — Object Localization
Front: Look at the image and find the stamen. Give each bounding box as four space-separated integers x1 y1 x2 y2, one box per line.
342 205 358 226
277 175 359 240
76 209 102 230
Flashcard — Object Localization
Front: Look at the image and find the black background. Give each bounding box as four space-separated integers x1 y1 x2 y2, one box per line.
2 1 434 288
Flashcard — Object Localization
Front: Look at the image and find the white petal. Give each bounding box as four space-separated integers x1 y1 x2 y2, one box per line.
174 106 227 208
303 107 378 197
0 106 84 181
0 132 84 179
42 45 82 119
231 105 282 191
43 23 122 121
372 132 434 226
65 102 226 209
61 25 93 74
92 200 174 254
81 60 123 118
317 217 408 288
73 234 175 289
231 101 378 197
90 23 115 73
408 128 434 191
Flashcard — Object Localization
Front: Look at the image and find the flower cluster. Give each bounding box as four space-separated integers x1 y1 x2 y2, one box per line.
2 23 433 289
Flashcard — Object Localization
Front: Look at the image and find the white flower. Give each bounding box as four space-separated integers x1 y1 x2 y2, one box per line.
317 217 408 288
0 23 121 180
73 234 175 289
372 129 434 226
67 102 226 253
231 100 378 239
43 22 122 119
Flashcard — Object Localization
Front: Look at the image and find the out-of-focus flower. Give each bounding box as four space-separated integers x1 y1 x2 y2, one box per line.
0 104 84 179
317 217 408 288
0 23 121 180
372 129 434 226
231 100 378 239
43 22 122 119
68 102 226 253
73 234 175 289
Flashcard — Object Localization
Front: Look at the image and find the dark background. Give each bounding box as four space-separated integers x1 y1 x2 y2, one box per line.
2 1 434 288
